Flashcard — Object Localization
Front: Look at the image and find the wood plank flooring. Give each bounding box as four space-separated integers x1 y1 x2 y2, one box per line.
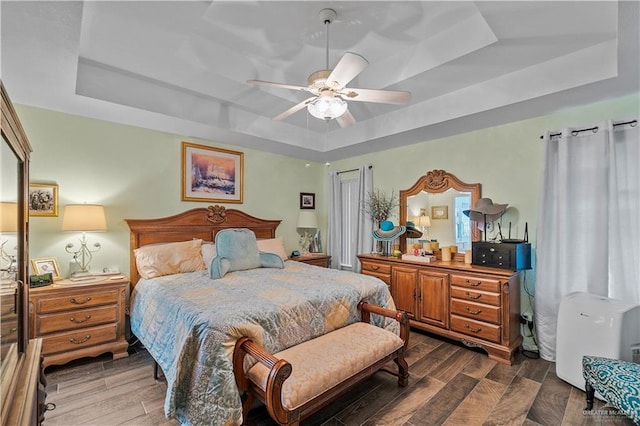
42 330 635 425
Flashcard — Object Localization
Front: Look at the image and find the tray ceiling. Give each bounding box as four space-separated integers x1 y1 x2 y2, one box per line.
1 1 638 161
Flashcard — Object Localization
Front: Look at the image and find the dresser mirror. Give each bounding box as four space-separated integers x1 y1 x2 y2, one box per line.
399 170 481 256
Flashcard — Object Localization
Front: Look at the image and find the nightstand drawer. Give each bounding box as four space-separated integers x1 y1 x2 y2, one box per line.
36 289 119 313
40 323 118 356
37 305 117 334
451 315 501 344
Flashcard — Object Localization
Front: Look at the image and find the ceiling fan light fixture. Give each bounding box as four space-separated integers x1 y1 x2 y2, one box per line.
307 95 347 120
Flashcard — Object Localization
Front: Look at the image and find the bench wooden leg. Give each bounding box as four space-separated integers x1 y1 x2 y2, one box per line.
395 354 409 387
585 380 595 411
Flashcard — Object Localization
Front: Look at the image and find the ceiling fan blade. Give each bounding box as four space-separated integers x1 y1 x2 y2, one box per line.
336 109 356 128
340 87 411 105
273 97 316 121
247 80 310 92
326 52 369 90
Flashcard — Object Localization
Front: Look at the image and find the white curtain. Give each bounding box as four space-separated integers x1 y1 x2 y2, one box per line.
326 171 342 269
353 165 374 272
326 165 373 271
535 120 639 361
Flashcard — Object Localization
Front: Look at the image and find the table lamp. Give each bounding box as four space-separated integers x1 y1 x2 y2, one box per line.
297 211 318 255
418 214 431 239
62 204 107 276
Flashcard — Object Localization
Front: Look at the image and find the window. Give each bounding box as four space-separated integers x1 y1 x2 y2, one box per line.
339 177 358 270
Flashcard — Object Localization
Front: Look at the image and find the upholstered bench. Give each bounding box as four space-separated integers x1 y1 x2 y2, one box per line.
583 355 640 424
233 302 409 426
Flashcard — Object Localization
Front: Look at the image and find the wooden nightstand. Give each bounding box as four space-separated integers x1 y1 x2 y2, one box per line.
28 276 129 368
290 254 331 268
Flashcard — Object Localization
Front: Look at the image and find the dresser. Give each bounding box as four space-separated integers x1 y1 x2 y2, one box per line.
358 254 522 364
28 277 129 368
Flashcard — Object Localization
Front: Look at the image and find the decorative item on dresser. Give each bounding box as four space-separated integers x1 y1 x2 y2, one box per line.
290 253 331 268
1 82 45 425
28 276 129 368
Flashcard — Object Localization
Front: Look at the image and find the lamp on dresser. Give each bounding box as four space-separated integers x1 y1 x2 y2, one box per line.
62 204 107 276
297 210 318 255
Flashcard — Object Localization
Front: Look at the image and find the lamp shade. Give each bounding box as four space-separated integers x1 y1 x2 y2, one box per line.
62 204 107 231
0 202 18 232
297 211 318 229
419 215 431 228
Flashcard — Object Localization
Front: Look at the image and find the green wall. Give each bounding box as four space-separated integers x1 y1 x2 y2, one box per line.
16 93 639 318
16 106 325 278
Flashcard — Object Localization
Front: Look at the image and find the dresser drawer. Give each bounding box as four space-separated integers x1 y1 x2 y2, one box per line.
35 289 119 314
37 305 118 335
451 315 501 343
450 274 501 293
451 299 501 325
40 323 118 356
450 287 500 306
361 260 391 275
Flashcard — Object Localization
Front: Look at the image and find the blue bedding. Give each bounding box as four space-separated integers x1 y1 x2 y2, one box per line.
129 260 396 425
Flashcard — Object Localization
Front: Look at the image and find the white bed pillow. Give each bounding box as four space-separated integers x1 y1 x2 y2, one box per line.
134 239 206 279
257 237 288 261
201 242 217 266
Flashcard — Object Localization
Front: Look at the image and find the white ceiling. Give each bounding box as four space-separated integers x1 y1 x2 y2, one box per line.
1 1 638 162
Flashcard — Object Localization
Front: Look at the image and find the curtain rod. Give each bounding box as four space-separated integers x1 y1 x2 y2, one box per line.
336 165 372 175
540 119 637 139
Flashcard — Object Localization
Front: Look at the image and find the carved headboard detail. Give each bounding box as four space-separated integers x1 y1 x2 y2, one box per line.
125 205 281 285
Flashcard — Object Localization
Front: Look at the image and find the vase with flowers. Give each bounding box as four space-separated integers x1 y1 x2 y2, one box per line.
364 189 399 253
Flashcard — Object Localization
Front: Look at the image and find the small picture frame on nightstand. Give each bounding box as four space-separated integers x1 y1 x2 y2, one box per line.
31 257 62 281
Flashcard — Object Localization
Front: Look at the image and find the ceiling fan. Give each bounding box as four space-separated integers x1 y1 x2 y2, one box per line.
247 8 411 128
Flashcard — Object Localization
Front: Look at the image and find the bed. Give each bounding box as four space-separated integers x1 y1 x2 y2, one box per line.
126 206 398 425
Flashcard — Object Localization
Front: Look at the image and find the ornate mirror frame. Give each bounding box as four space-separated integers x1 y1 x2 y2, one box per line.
399 169 481 255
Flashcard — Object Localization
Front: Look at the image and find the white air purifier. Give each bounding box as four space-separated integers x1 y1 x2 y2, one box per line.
556 292 640 397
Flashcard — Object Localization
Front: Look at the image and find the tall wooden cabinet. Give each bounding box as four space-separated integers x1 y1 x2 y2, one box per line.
359 254 522 364
1 82 44 424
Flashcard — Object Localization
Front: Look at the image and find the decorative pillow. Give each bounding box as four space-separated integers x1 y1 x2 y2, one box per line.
134 239 206 279
210 228 284 279
257 237 288 261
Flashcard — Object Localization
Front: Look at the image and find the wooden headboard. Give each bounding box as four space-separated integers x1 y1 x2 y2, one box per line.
125 205 281 286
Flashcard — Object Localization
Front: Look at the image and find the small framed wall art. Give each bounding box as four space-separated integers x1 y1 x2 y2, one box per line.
182 142 244 203
30 257 62 281
28 183 59 217
431 205 448 220
300 193 315 209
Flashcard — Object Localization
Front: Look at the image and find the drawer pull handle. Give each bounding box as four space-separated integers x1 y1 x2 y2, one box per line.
465 279 482 287
465 307 482 315
1 327 17 338
69 335 91 344
465 292 481 300
70 315 91 324
370 265 380 271
464 324 482 333
69 297 92 305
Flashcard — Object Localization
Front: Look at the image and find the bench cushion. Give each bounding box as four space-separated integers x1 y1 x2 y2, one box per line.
247 322 404 410
582 355 640 424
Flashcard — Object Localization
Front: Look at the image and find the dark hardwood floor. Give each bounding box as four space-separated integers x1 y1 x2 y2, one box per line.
42 330 634 425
